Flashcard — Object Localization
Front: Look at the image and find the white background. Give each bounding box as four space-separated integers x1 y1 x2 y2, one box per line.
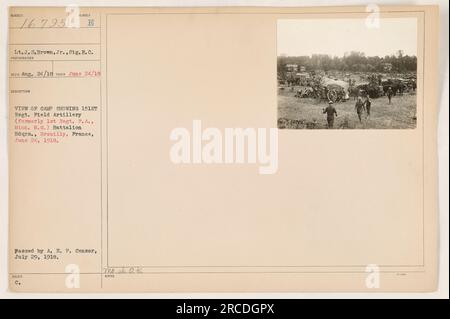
0 0 448 299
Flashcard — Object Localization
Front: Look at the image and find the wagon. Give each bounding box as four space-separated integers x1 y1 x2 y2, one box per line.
322 78 350 102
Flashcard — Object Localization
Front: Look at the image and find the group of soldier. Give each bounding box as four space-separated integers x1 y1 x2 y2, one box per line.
322 94 376 129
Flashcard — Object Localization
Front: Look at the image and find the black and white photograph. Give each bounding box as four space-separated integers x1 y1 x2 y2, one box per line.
277 18 418 129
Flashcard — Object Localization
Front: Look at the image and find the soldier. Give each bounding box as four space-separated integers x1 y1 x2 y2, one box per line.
387 86 393 104
364 95 372 119
355 97 365 123
323 101 338 129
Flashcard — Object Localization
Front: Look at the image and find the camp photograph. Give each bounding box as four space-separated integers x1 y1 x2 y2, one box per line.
277 18 418 129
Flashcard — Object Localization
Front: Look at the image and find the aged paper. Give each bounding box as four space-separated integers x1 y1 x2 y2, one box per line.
8 6 439 292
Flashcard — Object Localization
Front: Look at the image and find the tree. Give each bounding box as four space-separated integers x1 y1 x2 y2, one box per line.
277 51 417 75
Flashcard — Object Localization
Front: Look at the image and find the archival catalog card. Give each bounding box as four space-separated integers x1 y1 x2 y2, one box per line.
8 5 440 292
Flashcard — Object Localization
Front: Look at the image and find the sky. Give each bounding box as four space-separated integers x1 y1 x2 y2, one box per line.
277 18 417 57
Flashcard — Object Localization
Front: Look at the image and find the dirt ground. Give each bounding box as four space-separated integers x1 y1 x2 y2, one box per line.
277 88 417 129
